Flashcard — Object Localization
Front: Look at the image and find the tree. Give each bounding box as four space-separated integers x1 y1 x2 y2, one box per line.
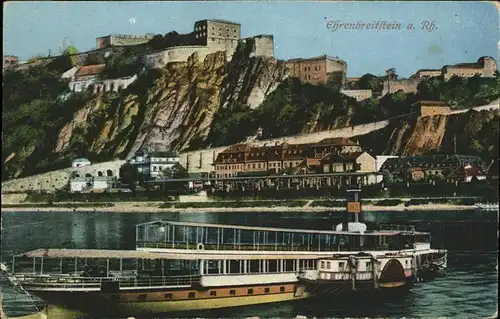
119 163 142 190
357 73 383 92
63 45 78 56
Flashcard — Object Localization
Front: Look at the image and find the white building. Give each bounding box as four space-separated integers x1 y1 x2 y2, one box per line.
128 150 181 179
63 64 138 94
375 155 400 183
69 176 114 193
72 158 91 168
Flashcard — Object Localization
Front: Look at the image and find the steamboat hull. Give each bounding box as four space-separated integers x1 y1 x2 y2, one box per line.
25 283 311 317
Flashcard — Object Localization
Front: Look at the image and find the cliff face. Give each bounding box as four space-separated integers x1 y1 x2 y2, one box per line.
360 109 499 157
54 42 289 161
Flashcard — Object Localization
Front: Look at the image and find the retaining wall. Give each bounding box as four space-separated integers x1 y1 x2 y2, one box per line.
1 160 125 193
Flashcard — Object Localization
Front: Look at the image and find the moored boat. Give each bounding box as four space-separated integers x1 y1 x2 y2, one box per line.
1 188 447 317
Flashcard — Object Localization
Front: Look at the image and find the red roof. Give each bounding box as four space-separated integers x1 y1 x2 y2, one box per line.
75 64 106 77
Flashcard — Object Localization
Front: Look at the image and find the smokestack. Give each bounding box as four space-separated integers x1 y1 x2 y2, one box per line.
345 185 363 229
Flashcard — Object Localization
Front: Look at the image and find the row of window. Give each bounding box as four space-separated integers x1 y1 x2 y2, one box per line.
303 75 321 81
303 66 322 72
135 286 286 301
216 161 303 171
202 259 317 275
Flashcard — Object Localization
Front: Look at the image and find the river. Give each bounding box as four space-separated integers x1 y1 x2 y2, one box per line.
1 209 498 318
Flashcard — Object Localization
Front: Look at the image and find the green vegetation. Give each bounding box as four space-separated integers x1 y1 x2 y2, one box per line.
205 78 356 146
417 73 500 109
2 65 95 180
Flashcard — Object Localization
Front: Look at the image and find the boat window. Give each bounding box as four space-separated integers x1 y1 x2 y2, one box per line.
228 260 240 274
280 286 285 293
320 261 325 269
249 260 259 273
188 292 196 299
268 260 278 273
247 288 254 295
230 289 236 295
285 260 294 272
366 262 371 270
339 262 345 271
137 294 147 301
210 291 217 296
265 287 270 294
165 293 172 300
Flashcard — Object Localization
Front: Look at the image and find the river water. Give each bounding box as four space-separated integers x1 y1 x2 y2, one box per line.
1 210 498 318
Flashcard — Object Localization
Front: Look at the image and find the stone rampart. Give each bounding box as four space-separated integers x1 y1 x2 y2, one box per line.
1 160 125 193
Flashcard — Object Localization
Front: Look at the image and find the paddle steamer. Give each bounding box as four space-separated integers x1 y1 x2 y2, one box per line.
2 188 447 317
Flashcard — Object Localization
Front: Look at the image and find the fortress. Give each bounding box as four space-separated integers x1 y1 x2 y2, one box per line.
137 19 274 68
382 57 497 96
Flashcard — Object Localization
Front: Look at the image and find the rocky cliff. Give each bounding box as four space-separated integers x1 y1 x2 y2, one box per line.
55 42 289 162
360 109 499 158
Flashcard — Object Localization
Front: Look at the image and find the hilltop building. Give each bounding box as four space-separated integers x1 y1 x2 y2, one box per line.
96 34 155 49
284 55 347 85
383 56 497 96
138 19 273 69
3 55 19 70
62 64 137 93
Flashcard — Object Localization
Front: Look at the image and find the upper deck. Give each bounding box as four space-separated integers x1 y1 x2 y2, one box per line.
136 221 431 252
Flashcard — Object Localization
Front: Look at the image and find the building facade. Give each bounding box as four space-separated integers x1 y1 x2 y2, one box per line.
3 55 19 70
311 138 363 158
128 150 181 180
64 64 138 93
193 19 241 54
379 154 484 183
442 57 497 81
284 55 347 85
213 138 366 178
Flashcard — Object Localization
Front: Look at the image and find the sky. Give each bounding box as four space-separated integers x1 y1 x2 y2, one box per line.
3 1 499 77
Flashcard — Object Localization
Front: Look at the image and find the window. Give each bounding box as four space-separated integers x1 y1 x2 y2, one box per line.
326 261 331 270
165 293 173 300
137 294 147 301
210 291 217 296
366 262 371 270
338 262 345 271
247 289 254 295
188 292 196 299
265 287 270 294
230 289 236 295
280 286 285 293
320 261 326 269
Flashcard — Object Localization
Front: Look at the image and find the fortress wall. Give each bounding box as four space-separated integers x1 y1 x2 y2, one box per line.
251 35 274 57
1 160 125 193
142 46 216 69
179 120 390 173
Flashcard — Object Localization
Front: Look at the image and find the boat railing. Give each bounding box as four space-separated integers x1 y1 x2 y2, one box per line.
13 274 201 289
136 242 395 252
379 224 415 232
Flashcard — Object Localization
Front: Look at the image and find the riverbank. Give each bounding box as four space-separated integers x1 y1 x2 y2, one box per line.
0 202 477 213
